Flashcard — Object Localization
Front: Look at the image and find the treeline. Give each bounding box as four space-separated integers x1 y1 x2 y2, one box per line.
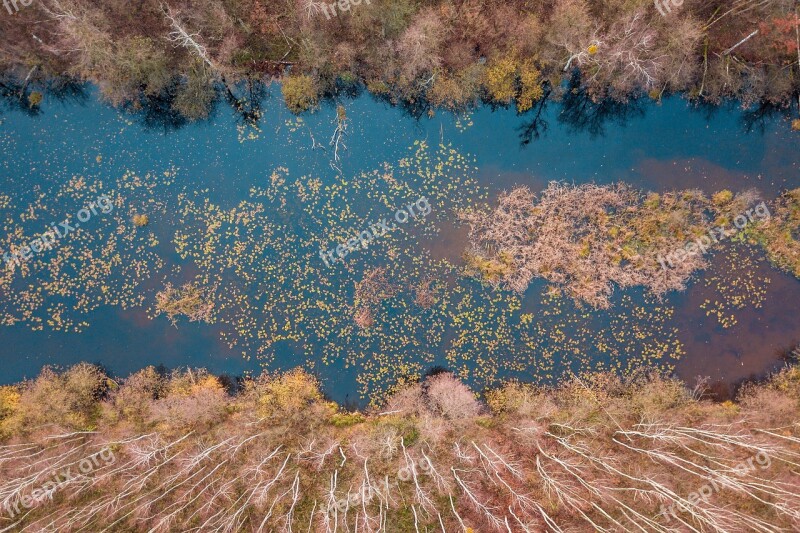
0 362 799 530
1 0 799 118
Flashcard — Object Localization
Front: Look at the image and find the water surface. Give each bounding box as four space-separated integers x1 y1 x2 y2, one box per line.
1 86 798 403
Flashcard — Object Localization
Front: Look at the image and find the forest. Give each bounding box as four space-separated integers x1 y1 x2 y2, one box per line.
0 362 799 531
1 0 799 118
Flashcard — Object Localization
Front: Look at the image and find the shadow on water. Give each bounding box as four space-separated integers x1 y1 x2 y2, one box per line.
516 76 649 146
556 74 647 137
633 157 754 195
40 78 89 104
702 343 798 402
110 79 272 134
517 87 552 146
224 77 273 125
739 101 792 135
687 97 794 136
0 76 89 117
687 97 724 123
126 78 372 134
126 90 191 133
329 77 367 100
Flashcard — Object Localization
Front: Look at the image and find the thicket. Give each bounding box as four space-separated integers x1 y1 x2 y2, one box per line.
752 188 800 277
1 0 799 118
460 182 776 308
0 361 799 530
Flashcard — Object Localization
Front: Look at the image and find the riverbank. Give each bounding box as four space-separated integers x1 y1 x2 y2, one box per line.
1 0 799 120
0 361 799 530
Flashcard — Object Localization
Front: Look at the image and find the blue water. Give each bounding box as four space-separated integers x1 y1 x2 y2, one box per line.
1 85 798 403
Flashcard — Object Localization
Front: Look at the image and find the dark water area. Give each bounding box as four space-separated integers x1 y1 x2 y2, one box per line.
0 85 798 404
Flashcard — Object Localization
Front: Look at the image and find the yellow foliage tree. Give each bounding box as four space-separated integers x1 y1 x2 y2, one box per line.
252 369 332 420
484 57 543 112
484 57 517 104
0 386 20 437
516 61 544 112
281 74 319 113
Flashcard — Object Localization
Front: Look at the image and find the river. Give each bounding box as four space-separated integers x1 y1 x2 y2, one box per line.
1 84 798 405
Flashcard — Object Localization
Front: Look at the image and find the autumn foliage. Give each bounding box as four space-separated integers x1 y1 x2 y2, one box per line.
1 363 800 531
2 0 799 117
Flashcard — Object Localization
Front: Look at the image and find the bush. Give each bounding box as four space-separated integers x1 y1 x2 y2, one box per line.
112 366 164 427
0 386 20 438
425 373 481 420
712 189 734 206
99 36 171 106
15 364 108 431
330 411 366 427
249 369 333 423
150 370 228 431
281 75 319 113
132 213 149 227
427 65 483 110
484 381 547 416
27 91 43 108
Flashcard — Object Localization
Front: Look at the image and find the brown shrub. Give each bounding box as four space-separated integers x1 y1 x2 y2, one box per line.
459 182 737 308
425 373 481 420
112 366 165 427
395 8 446 85
149 369 228 431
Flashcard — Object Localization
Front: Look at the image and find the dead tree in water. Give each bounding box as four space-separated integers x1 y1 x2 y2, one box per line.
155 282 214 327
329 105 348 173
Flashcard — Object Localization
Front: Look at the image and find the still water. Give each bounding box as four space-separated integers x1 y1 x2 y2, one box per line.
1 85 798 404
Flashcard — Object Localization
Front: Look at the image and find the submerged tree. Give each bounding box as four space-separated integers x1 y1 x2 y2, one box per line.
155 282 214 326
460 182 765 308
